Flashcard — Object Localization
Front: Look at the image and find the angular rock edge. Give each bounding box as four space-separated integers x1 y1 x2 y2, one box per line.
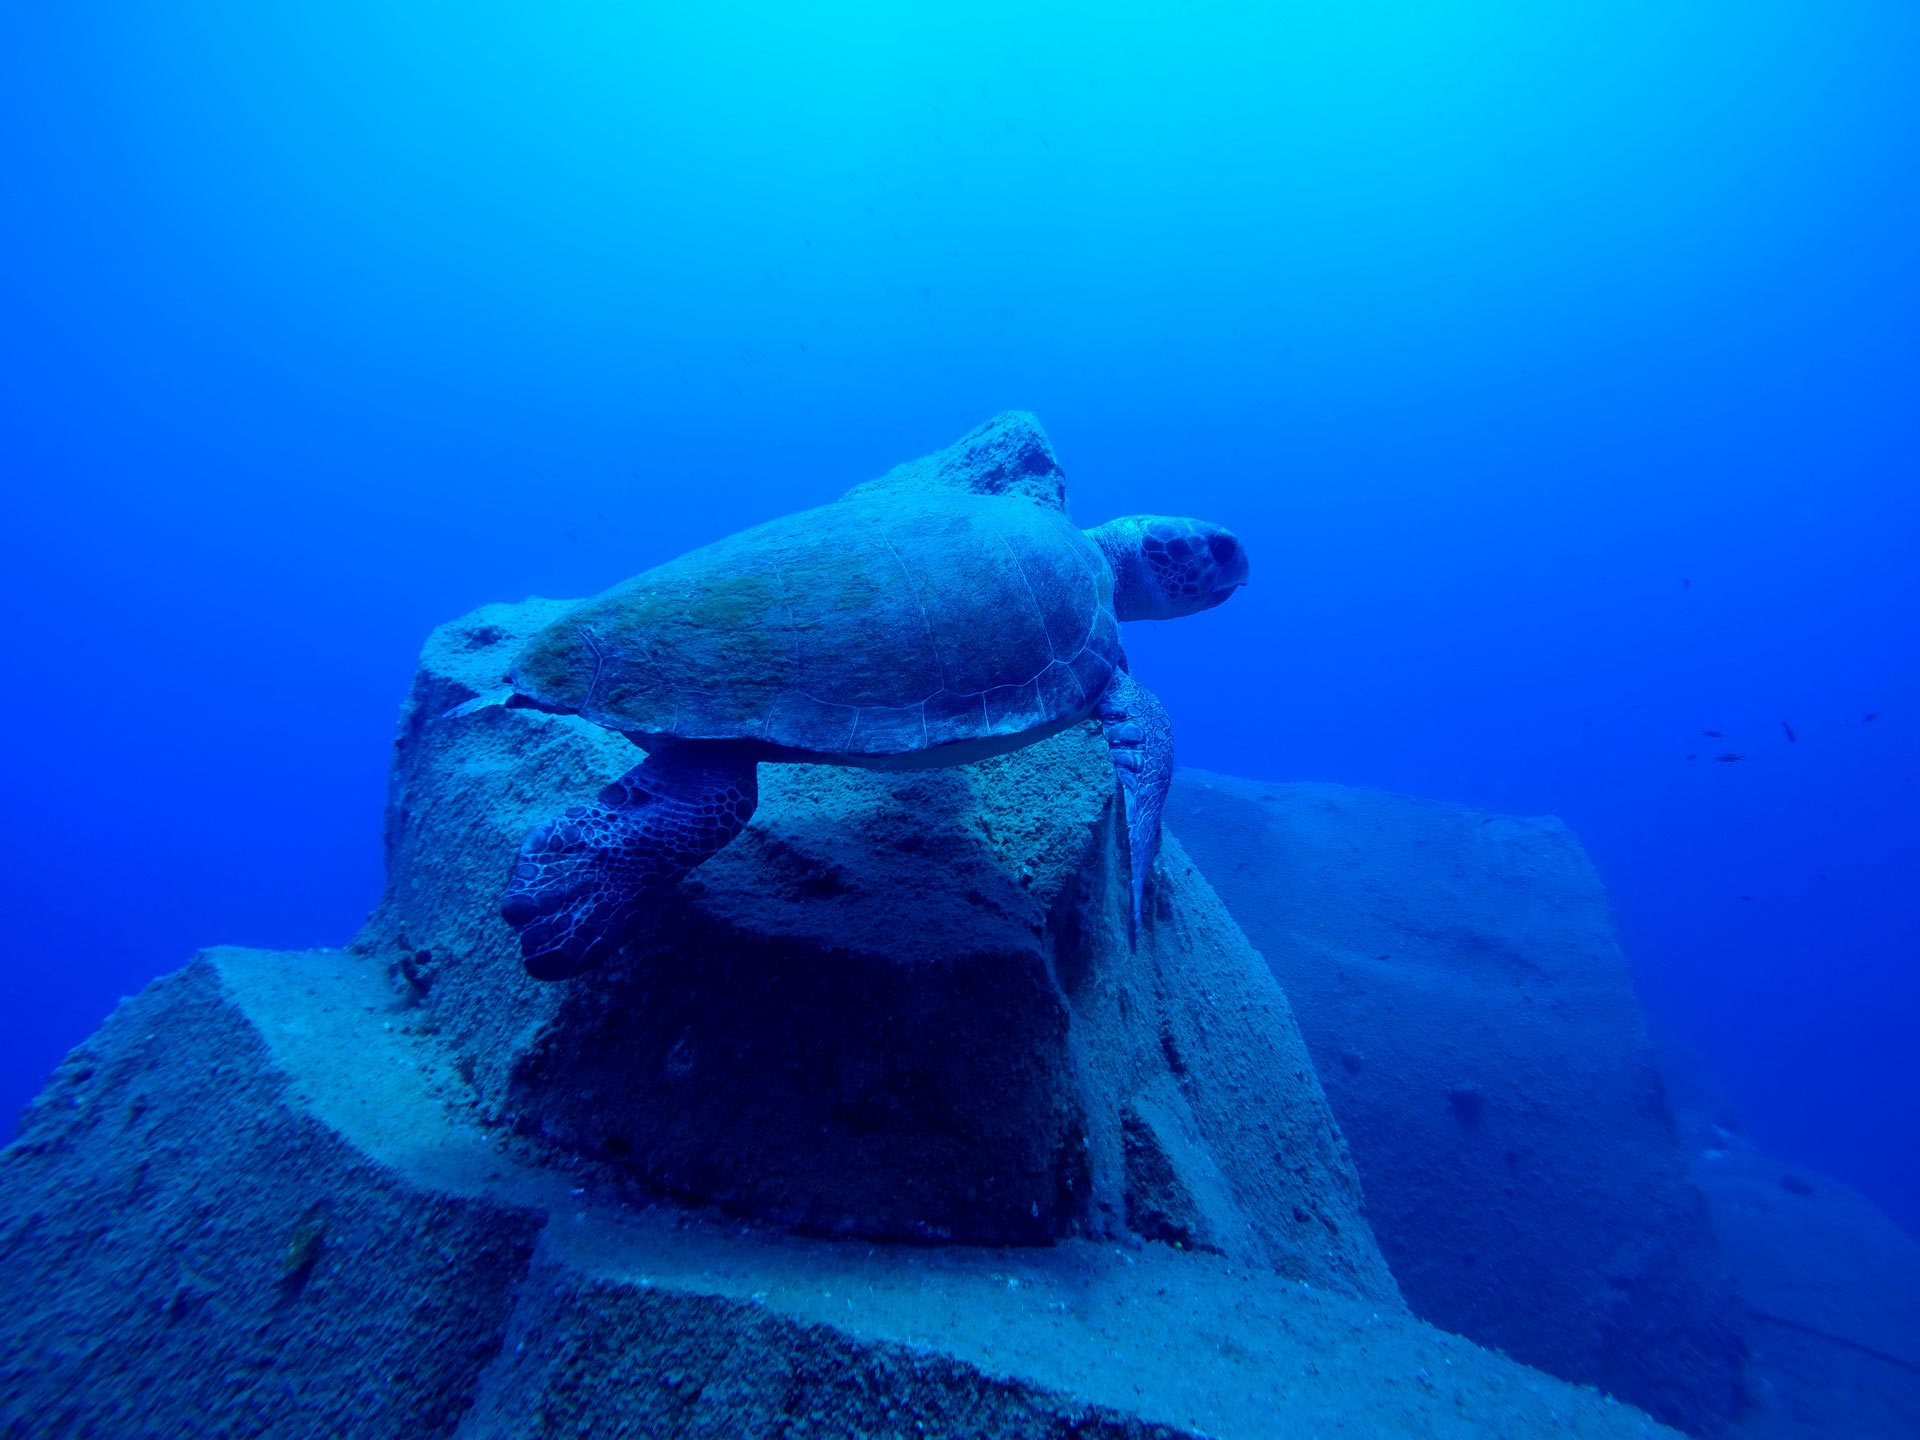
0 945 1685 1440
1165 770 1754 1436
363 412 1394 1290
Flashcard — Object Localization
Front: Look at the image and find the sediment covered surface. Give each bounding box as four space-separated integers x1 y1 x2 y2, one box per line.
0 945 1683 1440
1165 771 1751 1435
0 415 1701 1437
1687 1123 1920 1440
369 413 1398 1295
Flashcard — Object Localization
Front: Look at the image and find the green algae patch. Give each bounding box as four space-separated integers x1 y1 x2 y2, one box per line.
281 1198 332 1290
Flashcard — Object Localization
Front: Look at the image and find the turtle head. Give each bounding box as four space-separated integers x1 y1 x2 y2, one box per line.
1088 516 1249 621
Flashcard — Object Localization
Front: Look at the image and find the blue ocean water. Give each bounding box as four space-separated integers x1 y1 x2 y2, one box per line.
1 0 1913 1266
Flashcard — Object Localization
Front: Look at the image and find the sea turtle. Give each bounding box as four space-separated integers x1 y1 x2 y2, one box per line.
467 420 1248 979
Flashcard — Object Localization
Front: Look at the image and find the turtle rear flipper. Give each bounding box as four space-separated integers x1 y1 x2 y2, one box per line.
501 745 759 979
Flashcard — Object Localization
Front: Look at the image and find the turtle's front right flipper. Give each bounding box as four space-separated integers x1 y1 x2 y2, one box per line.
501 744 759 980
1096 670 1175 944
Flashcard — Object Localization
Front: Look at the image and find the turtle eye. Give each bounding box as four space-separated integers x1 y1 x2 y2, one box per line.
1208 532 1239 565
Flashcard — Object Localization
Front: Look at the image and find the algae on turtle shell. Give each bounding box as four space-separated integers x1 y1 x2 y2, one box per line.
484 411 1247 980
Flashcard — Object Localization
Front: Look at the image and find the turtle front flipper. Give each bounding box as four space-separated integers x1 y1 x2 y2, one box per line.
1096 670 1175 943
501 744 759 980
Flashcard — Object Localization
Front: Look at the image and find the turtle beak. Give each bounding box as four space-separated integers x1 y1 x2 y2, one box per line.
1209 542 1250 605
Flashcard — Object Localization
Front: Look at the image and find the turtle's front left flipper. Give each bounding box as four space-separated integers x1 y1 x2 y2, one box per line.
501 743 759 980
1097 670 1175 943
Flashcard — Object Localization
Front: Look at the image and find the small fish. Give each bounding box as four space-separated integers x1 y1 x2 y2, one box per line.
1716 753 1744 762
1685 754 1698 761
1739 894 1754 902
1863 712 1881 722
1681 577 1691 589
1701 729 1724 737
1781 720 1797 742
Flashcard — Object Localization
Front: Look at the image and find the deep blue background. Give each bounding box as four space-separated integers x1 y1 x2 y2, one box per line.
3 2 1915 1231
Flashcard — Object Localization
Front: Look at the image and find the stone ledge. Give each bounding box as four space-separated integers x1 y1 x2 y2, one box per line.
1 944 1683 1440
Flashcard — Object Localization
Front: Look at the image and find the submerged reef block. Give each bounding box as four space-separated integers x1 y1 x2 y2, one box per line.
840 408 1069 509
1680 1119 1920 1440
370 413 1391 1289
0 946 1686 1440
1164 773 1752 1436
0 955 540 1439
377 592 1393 1292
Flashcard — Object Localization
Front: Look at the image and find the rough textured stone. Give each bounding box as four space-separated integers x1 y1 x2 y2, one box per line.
0 946 1684 1440
0 957 540 1440
1164 771 1753 1435
369 418 1395 1292
0 415 1726 1439
377 593 1391 1290
842 409 1069 510
1681 1120 1920 1440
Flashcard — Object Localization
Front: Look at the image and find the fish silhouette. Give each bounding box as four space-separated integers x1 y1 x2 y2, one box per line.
1716 753 1744 763
1781 720 1797 742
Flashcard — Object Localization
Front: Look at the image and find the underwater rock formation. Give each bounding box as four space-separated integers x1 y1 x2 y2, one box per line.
0 418 1692 1438
1682 1120 1920 1440
0 947 1684 1440
373 415 1391 1286
1164 772 1752 1435
380 594 1395 1283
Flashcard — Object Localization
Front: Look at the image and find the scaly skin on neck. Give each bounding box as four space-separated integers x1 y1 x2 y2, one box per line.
1086 518 1158 621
